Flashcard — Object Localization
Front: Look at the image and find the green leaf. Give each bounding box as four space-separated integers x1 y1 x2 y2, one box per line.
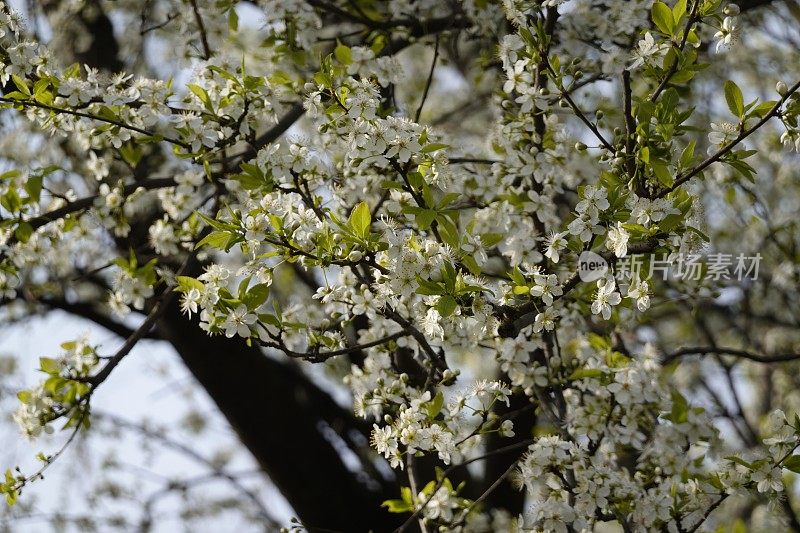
198 212 239 232
382 499 412 513
685 225 710 242
438 192 461 209
348 201 371 238
231 172 266 190
2 189 22 213
407 171 425 190
725 455 753 470
480 233 503 248
416 277 443 296
651 2 675 35
587 333 610 350
415 209 437 230
460 255 482 276
667 390 689 423
783 455 800 473
228 7 239 31
119 143 142 167
436 214 460 248
39 357 60 374
679 140 696 168
14 222 33 243
32 79 53 105
436 295 458 317
672 0 687 23
427 391 444 418
196 230 235 250
651 159 673 187
724 80 744 118
11 75 30 97
176 275 204 292
568 368 604 381
0 169 21 180
751 100 777 118
188 83 213 112
237 275 253 299
421 143 449 153
334 41 352 65
243 283 270 310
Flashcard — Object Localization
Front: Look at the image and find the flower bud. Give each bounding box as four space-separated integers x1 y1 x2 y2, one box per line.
777 81 788 96
441 369 457 385
575 142 587 151
723 4 740 15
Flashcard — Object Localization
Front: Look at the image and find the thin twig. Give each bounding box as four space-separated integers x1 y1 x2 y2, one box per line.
662 346 800 365
0 97 190 149
415 35 439 123
260 331 406 362
188 0 212 60
656 78 800 198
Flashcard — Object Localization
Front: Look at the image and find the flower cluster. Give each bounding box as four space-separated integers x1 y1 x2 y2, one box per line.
1 0 799 531
13 337 97 440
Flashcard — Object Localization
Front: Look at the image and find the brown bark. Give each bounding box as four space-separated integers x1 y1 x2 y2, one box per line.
158 299 403 532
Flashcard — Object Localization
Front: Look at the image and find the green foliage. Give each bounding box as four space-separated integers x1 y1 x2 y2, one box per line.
724 80 744 118
652 2 676 36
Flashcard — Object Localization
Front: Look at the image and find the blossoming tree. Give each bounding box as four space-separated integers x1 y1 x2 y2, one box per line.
1 0 800 530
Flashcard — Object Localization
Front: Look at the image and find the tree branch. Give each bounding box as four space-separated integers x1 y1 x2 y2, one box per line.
662 346 800 365
657 78 800 198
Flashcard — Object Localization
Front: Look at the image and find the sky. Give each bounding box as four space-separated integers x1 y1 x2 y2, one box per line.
0 310 293 531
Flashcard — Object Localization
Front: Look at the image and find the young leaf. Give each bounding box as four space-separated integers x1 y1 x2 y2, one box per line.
652 2 675 35
436 295 458 317
243 283 270 310
672 0 687 23
427 391 444 418
785 455 800 473
228 7 239 31
334 41 352 65
196 231 234 250
176 276 204 292
382 499 412 513
724 80 744 118
651 159 674 187
349 201 371 238
415 209 437 230
11 75 31 97
679 140 696 168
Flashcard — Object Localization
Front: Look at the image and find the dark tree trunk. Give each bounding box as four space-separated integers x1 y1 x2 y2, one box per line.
158 300 403 532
